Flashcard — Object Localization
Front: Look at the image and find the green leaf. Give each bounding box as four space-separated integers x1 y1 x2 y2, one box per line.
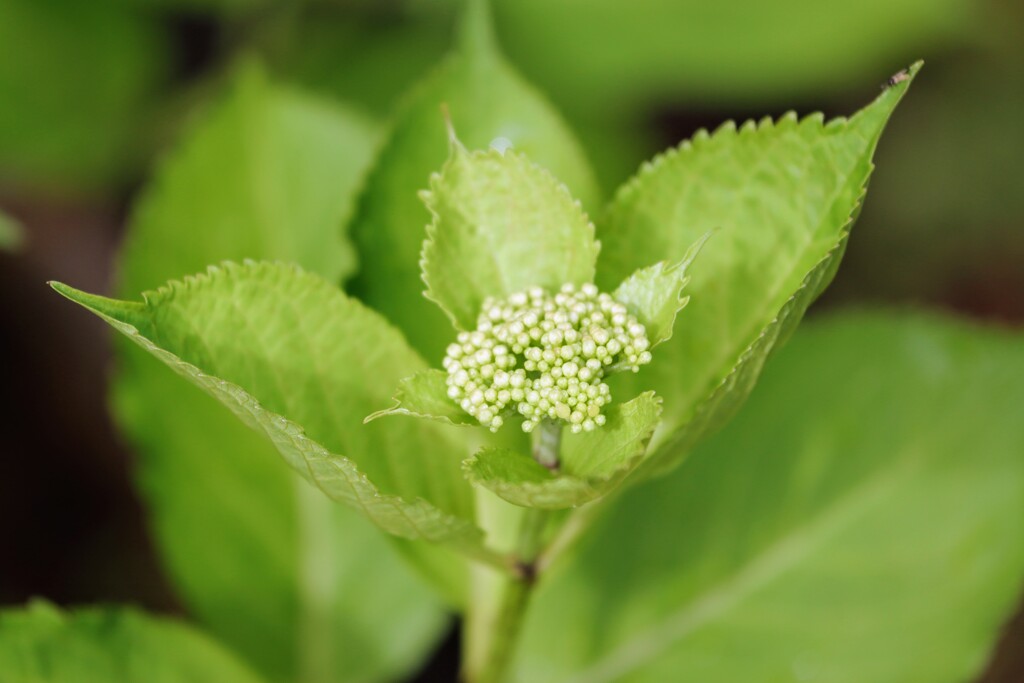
495 0 970 113
349 0 600 360
613 233 711 348
366 369 477 427
113 72 449 681
422 146 600 330
465 393 662 509
120 64 378 291
514 312 1024 682
0 601 266 683
598 63 919 479
0 0 168 192
54 264 488 552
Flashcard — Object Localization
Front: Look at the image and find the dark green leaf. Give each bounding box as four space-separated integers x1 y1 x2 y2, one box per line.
0 0 168 191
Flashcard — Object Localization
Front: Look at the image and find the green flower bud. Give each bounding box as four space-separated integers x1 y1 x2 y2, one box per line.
444 283 653 432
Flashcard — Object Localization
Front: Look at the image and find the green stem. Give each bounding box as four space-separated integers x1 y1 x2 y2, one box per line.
466 422 562 682
472 508 549 683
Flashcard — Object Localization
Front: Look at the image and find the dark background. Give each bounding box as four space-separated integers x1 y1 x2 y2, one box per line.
1 0 1022 680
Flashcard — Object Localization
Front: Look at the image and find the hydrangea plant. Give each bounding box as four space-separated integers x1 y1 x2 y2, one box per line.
15 3 1024 683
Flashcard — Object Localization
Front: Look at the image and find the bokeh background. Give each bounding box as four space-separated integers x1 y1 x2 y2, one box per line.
1 0 1022 680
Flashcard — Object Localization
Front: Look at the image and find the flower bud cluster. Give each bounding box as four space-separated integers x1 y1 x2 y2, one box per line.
443 283 652 433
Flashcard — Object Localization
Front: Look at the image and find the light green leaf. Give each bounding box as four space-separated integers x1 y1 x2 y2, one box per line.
120 64 378 291
598 63 919 479
54 264 488 552
349 0 600 360
0 601 266 683
0 0 168 192
366 369 476 427
465 393 662 509
613 233 711 348
515 312 1024 683
422 147 600 330
113 72 449 681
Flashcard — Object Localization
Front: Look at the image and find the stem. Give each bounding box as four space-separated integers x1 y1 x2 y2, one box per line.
472 508 549 683
466 422 562 682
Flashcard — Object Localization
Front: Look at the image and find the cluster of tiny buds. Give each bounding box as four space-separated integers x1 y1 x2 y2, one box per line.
443 282 652 434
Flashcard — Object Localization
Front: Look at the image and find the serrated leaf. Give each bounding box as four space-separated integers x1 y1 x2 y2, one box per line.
598 63 919 480
54 264 488 552
366 368 476 427
349 0 600 360
422 147 600 330
515 312 1024 683
613 233 711 348
0 601 266 683
465 393 662 509
112 71 449 682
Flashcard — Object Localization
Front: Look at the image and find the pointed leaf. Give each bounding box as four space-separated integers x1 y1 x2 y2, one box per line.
597 64 920 479
465 393 662 509
113 71 449 681
422 147 600 330
613 233 710 348
515 313 1024 683
54 263 493 561
349 0 599 360
367 368 476 426
0 601 266 683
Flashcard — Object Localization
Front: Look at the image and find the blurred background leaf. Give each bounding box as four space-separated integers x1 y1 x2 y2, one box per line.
0 601 268 683
0 209 23 250
0 0 170 195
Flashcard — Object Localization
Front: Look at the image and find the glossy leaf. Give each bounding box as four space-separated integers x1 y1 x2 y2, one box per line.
349 0 599 361
0 601 266 683
516 312 1024 682
598 63 919 479
113 72 449 681
465 393 662 509
422 147 599 330
366 369 476 427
